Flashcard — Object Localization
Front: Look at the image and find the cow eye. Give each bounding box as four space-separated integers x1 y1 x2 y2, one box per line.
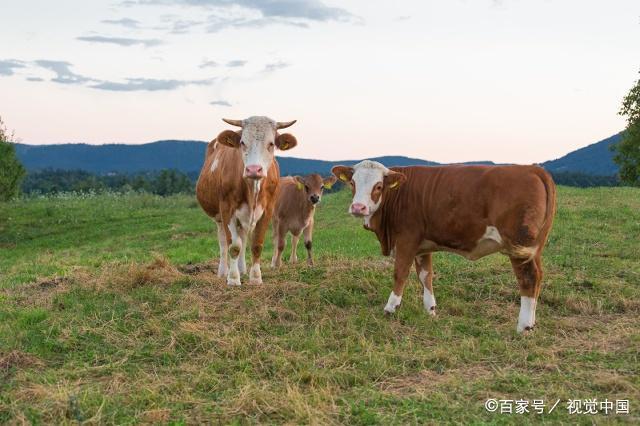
305 185 309 191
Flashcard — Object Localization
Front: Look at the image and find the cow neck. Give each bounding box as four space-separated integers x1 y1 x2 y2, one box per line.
367 188 402 257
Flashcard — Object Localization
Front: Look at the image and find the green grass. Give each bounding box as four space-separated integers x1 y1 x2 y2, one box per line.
0 187 639 424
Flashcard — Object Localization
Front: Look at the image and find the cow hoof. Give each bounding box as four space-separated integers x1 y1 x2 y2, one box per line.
427 306 436 317
384 305 398 315
250 278 263 285
226 278 241 286
516 323 535 334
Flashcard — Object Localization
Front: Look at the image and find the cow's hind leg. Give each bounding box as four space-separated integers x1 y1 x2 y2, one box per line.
289 232 300 263
510 254 543 333
215 220 228 278
415 253 436 316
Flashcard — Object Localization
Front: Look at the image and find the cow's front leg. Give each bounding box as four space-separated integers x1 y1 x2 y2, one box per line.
238 227 248 275
384 245 415 314
225 215 242 286
415 253 436 316
250 211 272 284
303 219 314 267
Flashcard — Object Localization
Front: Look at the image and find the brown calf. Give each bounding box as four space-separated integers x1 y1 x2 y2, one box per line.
196 116 298 286
271 174 337 267
332 160 556 333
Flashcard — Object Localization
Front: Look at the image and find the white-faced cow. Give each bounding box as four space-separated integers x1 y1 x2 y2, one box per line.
271 174 337 268
196 116 298 286
332 160 556 333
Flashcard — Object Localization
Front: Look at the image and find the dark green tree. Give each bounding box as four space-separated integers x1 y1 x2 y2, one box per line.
0 116 26 201
613 72 640 186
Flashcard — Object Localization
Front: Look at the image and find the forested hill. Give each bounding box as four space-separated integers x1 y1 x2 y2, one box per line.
542 133 621 176
15 133 621 177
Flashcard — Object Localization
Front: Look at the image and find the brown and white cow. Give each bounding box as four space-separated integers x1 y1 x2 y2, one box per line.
271 174 337 268
332 160 556 333
196 116 298 286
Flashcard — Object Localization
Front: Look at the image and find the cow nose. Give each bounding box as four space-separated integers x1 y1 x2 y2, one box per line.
350 203 368 216
245 165 264 179
310 195 320 204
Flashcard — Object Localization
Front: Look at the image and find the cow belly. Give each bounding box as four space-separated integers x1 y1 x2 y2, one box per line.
418 226 504 261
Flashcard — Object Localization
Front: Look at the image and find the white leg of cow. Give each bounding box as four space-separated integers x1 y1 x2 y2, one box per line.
215 221 228 278
511 256 542 333
415 254 436 316
384 291 402 314
249 262 262 285
226 221 242 286
290 233 300 263
517 296 537 333
384 246 415 314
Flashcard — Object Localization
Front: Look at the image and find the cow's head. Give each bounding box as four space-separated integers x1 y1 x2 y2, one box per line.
216 116 297 180
332 160 406 217
294 173 337 205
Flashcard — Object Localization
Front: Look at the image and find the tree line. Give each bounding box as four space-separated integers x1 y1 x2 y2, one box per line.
22 169 194 196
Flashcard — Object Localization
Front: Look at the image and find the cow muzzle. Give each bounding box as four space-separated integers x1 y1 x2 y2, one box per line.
350 202 369 217
310 194 320 204
244 165 265 180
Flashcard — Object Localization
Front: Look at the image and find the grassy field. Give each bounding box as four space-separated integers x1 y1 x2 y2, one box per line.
0 187 639 424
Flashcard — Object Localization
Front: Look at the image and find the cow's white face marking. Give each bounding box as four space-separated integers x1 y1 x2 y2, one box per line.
239 116 277 179
350 160 388 218
384 291 402 314
517 296 536 333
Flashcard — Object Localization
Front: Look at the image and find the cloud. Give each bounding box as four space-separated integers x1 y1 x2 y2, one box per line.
101 17 141 28
34 60 93 84
90 77 214 91
0 59 26 76
210 100 232 107
77 35 163 47
6 57 217 92
226 60 247 67
204 15 309 33
200 59 218 68
124 0 356 23
263 61 290 73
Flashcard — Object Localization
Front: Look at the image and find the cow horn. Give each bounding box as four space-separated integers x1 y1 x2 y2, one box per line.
222 118 243 127
276 120 297 129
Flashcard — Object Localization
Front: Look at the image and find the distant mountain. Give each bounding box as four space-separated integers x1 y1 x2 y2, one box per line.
15 133 621 177
15 141 206 175
542 133 621 176
14 141 440 177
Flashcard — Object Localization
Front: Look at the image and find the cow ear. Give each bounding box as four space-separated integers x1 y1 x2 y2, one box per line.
331 166 354 183
294 176 305 191
323 175 338 189
384 170 406 190
275 133 297 151
217 130 241 148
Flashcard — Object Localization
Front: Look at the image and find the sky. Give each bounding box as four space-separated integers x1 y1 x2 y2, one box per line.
1 0 639 163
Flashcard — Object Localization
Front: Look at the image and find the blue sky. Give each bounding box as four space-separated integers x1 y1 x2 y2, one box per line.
1 0 639 163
